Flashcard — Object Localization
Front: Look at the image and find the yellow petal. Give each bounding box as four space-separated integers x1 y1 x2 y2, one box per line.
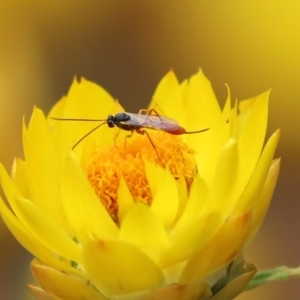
23 108 65 223
172 175 208 233
16 197 81 262
204 139 239 219
11 158 30 199
237 91 269 187
231 129 280 217
0 163 81 262
228 100 238 140
180 212 251 283
179 78 188 101
141 281 212 300
222 85 232 121
119 202 169 262
196 117 230 184
47 96 67 164
117 176 135 222
160 213 223 268
61 151 118 241
174 175 188 220
184 70 221 150
198 85 231 182
0 163 22 207
0 196 82 278
48 95 66 118
31 259 106 300
150 170 179 229
82 239 165 296
144 160 165 195
48 78 116 159
186 73 228 173
144 160 179 229
64 77 115 118
149 70 187 127
247 158 281 243
23 107 60 179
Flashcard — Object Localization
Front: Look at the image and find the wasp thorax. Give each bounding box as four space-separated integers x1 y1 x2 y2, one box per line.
114 113 131 122
84 131 197 222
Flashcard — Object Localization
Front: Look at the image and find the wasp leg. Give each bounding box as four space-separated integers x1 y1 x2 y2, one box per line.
138 101 161 115
138 108 149 115
136 128 165 168
111 128 122 150
123 130 134 149
138 108 161 116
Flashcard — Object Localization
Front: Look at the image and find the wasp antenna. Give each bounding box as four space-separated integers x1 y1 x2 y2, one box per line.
184 128 210 134
72 122 107 150
51 117 107 122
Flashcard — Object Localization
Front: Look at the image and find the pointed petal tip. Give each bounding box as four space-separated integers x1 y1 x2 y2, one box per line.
270 157 281 175
197 68 203 74
274 128 281 138
28 285 56 300
72 75 79 84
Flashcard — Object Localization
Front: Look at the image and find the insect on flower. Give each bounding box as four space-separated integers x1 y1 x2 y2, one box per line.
51 108 209 165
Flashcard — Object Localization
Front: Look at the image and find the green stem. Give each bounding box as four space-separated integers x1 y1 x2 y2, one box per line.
246 266 300 290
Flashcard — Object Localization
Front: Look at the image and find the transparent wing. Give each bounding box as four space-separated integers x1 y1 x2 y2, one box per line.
124 112 180 131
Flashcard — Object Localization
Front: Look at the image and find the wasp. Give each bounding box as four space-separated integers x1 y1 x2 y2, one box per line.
51 108 209 164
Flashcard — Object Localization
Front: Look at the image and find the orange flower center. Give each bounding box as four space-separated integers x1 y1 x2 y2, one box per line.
84 131 197 222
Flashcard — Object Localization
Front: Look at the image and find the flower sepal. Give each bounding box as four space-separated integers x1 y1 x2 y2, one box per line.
29 258 107 300
209 256 257 300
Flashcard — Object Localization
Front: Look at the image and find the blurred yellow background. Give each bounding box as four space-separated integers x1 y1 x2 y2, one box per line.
0 1 299 299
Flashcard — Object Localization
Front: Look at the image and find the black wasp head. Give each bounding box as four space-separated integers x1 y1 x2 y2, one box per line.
107 115 115 128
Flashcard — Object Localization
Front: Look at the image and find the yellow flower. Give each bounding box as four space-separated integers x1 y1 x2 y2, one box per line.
0 71 280 300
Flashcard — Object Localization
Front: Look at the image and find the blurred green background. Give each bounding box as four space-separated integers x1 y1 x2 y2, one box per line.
0 1 299 299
